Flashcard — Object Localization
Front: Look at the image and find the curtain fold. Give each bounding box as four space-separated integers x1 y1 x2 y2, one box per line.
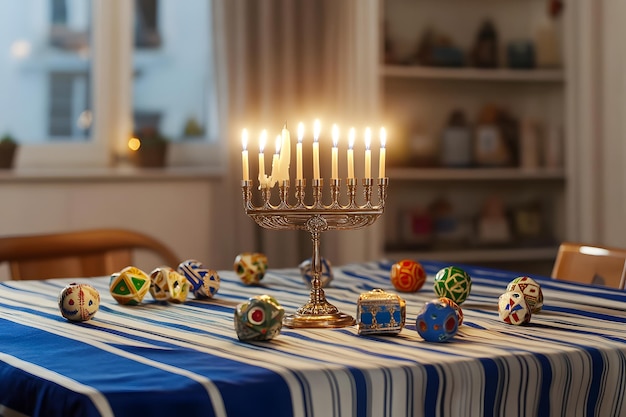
213 0 380 267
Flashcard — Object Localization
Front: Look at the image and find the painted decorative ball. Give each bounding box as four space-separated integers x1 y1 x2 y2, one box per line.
299 257 333 288
177 259 220 299
58 283 100 322
149 266 190 303
433 266 472 304
498 291 532 325
234 294 285 342
506 276 543 313
390 259 427 292
234 252 268 286
415 299 459 342
109 266 151 305
438 296 464 326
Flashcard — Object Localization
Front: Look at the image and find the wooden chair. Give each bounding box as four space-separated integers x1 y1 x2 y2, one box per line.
0 228 180 280
551 242 626 289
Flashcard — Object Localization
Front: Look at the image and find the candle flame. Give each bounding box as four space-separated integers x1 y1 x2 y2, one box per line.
313 119 321 142
348 128 355 149
297 122 304 143
241 128 248 150
259 130 267 153
332 124 339 147
365 127 371 150
275 135 281 154
380 127 387 148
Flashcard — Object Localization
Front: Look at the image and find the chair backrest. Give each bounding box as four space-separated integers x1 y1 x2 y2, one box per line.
0 229 180 280
551 242 626 289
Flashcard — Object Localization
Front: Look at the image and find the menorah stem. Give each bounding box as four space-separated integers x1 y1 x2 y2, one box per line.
310 227 324 305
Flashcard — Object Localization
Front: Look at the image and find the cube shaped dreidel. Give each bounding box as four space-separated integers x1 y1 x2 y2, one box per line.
357 289 406 335
498 291 532 325
234 252 268 286
416 299 459 342
390 259 426 292
234 295 285 342
299 257 333 288
506 276 543 313
109 266 151 305
177 259 220 299
433 266 472 305
58 283 100 322
149 266 190 303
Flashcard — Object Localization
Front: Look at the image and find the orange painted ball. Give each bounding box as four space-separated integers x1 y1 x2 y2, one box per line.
390 260 426 292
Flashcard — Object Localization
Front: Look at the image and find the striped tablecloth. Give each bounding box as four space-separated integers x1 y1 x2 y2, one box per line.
1 260 625 417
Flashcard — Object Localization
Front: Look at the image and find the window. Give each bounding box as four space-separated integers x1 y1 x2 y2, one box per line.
0 0 221 169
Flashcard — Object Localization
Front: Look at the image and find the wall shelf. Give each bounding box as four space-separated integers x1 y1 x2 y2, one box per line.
385 246 558 264
388 167 566 181
381 65 565 83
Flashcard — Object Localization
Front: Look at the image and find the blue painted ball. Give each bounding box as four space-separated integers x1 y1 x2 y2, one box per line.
415 299 459 342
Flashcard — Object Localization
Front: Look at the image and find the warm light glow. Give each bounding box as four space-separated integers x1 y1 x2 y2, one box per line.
332 124 339 148
580 246 611 256
128 137 141 151
314 119 321 142
331 124 339 179
380 127 387 148
298 122 304 143
348 128 355 149
241 129 248 151
259 130 267 153
275 135 281 154
365 127 371 150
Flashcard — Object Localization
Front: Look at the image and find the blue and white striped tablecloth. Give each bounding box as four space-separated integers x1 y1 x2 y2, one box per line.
0 260 625 417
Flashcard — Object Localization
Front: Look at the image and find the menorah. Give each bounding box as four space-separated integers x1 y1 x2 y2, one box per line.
240 122 388 328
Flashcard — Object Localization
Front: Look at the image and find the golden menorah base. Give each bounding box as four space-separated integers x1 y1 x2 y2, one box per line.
242 177 388 328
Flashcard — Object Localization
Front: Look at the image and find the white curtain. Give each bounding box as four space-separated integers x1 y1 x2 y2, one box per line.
212 0 381 268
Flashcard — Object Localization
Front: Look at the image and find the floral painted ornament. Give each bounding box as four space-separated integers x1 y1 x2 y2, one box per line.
58 283 100 322
390 259 426 292
234 252 268 286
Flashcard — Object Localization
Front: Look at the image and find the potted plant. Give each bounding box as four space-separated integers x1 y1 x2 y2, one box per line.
0 134 18 169
131 127 169 168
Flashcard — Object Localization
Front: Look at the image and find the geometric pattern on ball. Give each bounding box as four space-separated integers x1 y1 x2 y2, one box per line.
433 266 472 305
109 266 151 305
390 259 426 292
177 259 220 299
149 266 190 303
498 291 531 325
506 276 543 313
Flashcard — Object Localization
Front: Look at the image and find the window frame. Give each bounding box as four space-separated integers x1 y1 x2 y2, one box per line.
16 0 224 171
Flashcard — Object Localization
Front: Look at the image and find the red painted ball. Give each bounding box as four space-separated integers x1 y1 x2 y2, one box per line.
390 260 426 292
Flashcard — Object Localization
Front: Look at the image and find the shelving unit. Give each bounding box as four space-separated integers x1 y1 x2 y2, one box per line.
380 0 567 275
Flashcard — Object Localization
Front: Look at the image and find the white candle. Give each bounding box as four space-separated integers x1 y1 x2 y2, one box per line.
241 129 249 181
313 119 321 180
364 127 372 178
270 135 280 187
347 127 355 179
278 124 291 183
379 127 387 179
331 124 339 179
297 122 304 180
258 130 267 187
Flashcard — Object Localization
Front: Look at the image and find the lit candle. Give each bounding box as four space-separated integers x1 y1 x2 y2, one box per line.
241 128 249 181
313 119 321 180
347 127 355 179
278 124 291 183
364 127 371 178
331 124 339 179
297 122 304 180
258 130 267 187
270 135 280 187
379 127 386 179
